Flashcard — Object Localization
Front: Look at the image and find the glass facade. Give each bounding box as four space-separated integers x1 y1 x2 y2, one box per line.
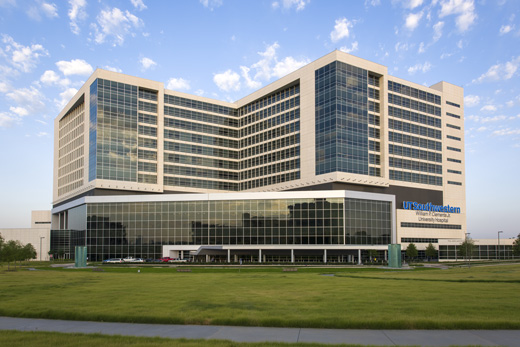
89 78 139 182
60 196 394 261
439 244 520 260
315 61 369 175
164 93 240 191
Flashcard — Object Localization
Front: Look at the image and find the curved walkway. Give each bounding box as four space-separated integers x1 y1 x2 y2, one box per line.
1 317 520 346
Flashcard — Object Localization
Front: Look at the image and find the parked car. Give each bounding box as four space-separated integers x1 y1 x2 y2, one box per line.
159 257 173 262
168 258 188 263
122 257 136 262
133 258 144 263
102 258 122 263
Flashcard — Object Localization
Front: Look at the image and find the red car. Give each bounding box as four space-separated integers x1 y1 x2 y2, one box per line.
159 257 173 263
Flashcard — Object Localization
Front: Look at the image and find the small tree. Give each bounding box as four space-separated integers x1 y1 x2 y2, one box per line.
22 243 37 262
425 243 437 261
513 234 520 257
0 233 4 268
2 240 22 270
458 238 475 265
406 243 418 262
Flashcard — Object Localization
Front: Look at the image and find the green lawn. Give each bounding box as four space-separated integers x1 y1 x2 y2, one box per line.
0 264 519 329
0 330 369 347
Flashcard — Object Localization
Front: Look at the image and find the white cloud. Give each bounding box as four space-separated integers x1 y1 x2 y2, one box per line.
481 115 506 123
364 0 381 6
492 128 520 136
166 77 191 91
340 41 359 54
68 0 87 35
131 0 147 11
476 126 487 132
464 95 480 107
439 0 477 32
405 11 423 31
6 86 46 114
213 69 240 92
473 56 520 83
272 0 309 11
40 70 71 87
250 42 309 80
240 66 262 89
330 18 353 43
1 34 48 73
395 42 409 52
250 42 279 81
36 131 49 137
499 24 514 35
56 87 78 109
506 100 515 107
9 106 29 116
213 42 308 92
403 0 424 9
0 81 10 93
199 0 222 10
41 2 58 18
56 59 93 76
103 65 122 73
92 8 143 46
407 61 432 74
418 42 425 54
433 21 444 42
194 89 204 96
480 104 497 112
0 112 16 127
140 57 156 70
40 70 60 84
272 56 309 78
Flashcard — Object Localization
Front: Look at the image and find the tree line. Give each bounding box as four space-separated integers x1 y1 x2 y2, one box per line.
0 233 37 270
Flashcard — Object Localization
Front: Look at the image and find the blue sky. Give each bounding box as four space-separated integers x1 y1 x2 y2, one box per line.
0 0 519 239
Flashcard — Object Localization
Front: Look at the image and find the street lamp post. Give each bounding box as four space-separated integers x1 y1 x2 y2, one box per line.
39 236 45 261
498 231 503 260
465 232 471 268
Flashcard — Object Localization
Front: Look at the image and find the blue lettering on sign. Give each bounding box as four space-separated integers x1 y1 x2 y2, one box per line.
402 201 461 214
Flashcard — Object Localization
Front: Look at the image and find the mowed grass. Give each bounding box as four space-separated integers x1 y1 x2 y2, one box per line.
0 330 371 347
0 264 519 329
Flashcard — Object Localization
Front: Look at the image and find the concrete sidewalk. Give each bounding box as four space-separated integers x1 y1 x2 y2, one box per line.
1 316 520 346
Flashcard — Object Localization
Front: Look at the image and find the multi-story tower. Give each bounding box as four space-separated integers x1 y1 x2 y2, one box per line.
52 51 465 262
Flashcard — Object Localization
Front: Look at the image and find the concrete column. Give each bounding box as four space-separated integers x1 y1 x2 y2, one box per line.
234 254 238 262
227 249 230 263
259 249 262 263
180 250 184 259
384 250 387 261
291 249 294 263
205 254 210 262
358 249 362 265
323 249 327 263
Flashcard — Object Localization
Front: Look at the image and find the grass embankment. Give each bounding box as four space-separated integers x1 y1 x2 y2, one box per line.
0 264 519 329
0 330 364 347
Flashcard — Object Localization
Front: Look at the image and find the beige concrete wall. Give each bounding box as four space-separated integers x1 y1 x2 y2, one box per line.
31 210 51 228
0 228 50 261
